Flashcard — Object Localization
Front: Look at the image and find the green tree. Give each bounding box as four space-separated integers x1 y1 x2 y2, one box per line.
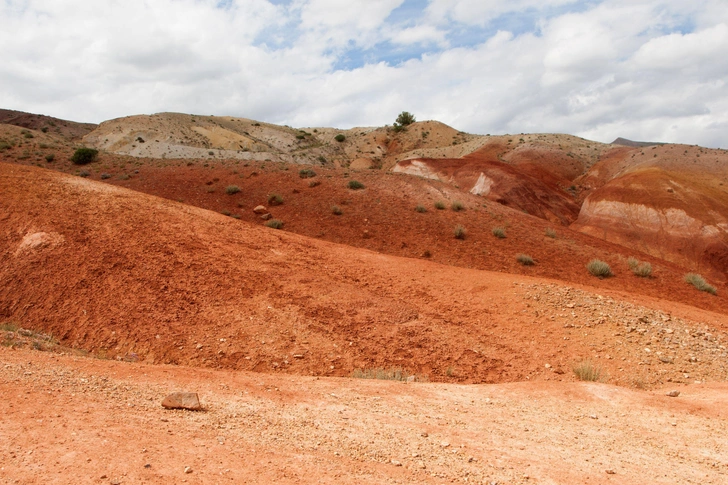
395 111 416 126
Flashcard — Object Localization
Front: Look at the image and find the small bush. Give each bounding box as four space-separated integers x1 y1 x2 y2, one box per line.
309 180 321 188
434 201 446 210
451 201 464 211
265 219 284 229
208 151 214 156
334 134 346 142
347 180 364 190
45 154 55 162
352 367 420 381
299 169 317 179
628 257 652 277
492 227 506 239
454 225 466 239
0 140 11 151
415 205 427 213
545 228 557 238
572 360 603 381
685 273 717 295
225 185 241 195
118 174 130 180
71 147 99 165
100 173 112 180
78 170 90 177
267 193 283 205
23 132 34 139
517 254 534 266
331 205 342 215
587 259 612 278
221 209 231 216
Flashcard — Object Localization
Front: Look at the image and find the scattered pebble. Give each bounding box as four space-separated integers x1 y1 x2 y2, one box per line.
666 390 680 397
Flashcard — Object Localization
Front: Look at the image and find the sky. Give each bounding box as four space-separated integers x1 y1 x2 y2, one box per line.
1 0 727 147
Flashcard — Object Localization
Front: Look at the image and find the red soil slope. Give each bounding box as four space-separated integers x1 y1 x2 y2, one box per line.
0 108 96 140
3 163 728 389
574 144 728 281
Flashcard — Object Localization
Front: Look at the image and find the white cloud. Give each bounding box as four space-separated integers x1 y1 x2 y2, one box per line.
0 0 727 148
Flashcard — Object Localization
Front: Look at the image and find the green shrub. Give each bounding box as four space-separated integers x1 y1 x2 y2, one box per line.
434 201 446 210
545 228 557 238
331 205 342 215
45 154 55 162
685 273 717 295
309 180 321 188
78 170 90 177
299 169 317 179
415 205 427 213
517 254 534 266
265 219 284 229
267 193 283 205
628 257 652 277
572 360 603 381
225 185 241 195
71 147 99 165
100 173 111 180
334 134 346 142
347 180 364 190
23 132 34 139
587 259 612 278
454 225 466 239
451 201 464 211
0 140 11 151
492 227 506 239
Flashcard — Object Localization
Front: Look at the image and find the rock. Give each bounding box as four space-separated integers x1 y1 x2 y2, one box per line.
390 459 402 466
440 441 450 448
184 466 193 474
161 392 202 411
253 205 267 214
406 375 416 382
260 213 272 220
606 469 616 474
666 390 680 397
421 432 428 437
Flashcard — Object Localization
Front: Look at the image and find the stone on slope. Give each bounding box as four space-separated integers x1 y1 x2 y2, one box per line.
161 392 202 410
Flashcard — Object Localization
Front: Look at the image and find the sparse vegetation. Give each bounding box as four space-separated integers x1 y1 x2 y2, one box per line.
309 180 321 188
331 205 342 215
0 140 11 151
225 185 241 195
265 219 284 229
347 180 364 190
100 173 112 180
587 259 612 278
434 201 446 210
45 153 55 162
267 193 283 205
78 170 90 177
492 227 506 239
627 257 652 277
352 367 424 381
451 201 464 211
545 228 557 238
516 254 534 266
454 225 466 239
71 147 99 165
299 169 317 179
572 360 603 381
415 205 427 213
334 134 346 142
685 273 717 295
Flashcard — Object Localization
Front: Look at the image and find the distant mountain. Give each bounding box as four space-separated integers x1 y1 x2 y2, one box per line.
611 137 665 148
0 108 97 140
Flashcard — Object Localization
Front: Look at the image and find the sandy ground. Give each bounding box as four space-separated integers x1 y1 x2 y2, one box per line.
2 346 727 485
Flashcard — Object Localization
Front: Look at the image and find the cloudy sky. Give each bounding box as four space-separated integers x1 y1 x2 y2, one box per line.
1 0 727 147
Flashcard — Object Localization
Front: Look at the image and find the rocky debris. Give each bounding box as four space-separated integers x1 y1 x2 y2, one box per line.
260 213 272 220
252 205 267 214
184 466 193 474
666 390 680 397
161 392 202 411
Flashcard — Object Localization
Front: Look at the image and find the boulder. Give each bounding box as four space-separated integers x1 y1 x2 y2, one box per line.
161 392 202 410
